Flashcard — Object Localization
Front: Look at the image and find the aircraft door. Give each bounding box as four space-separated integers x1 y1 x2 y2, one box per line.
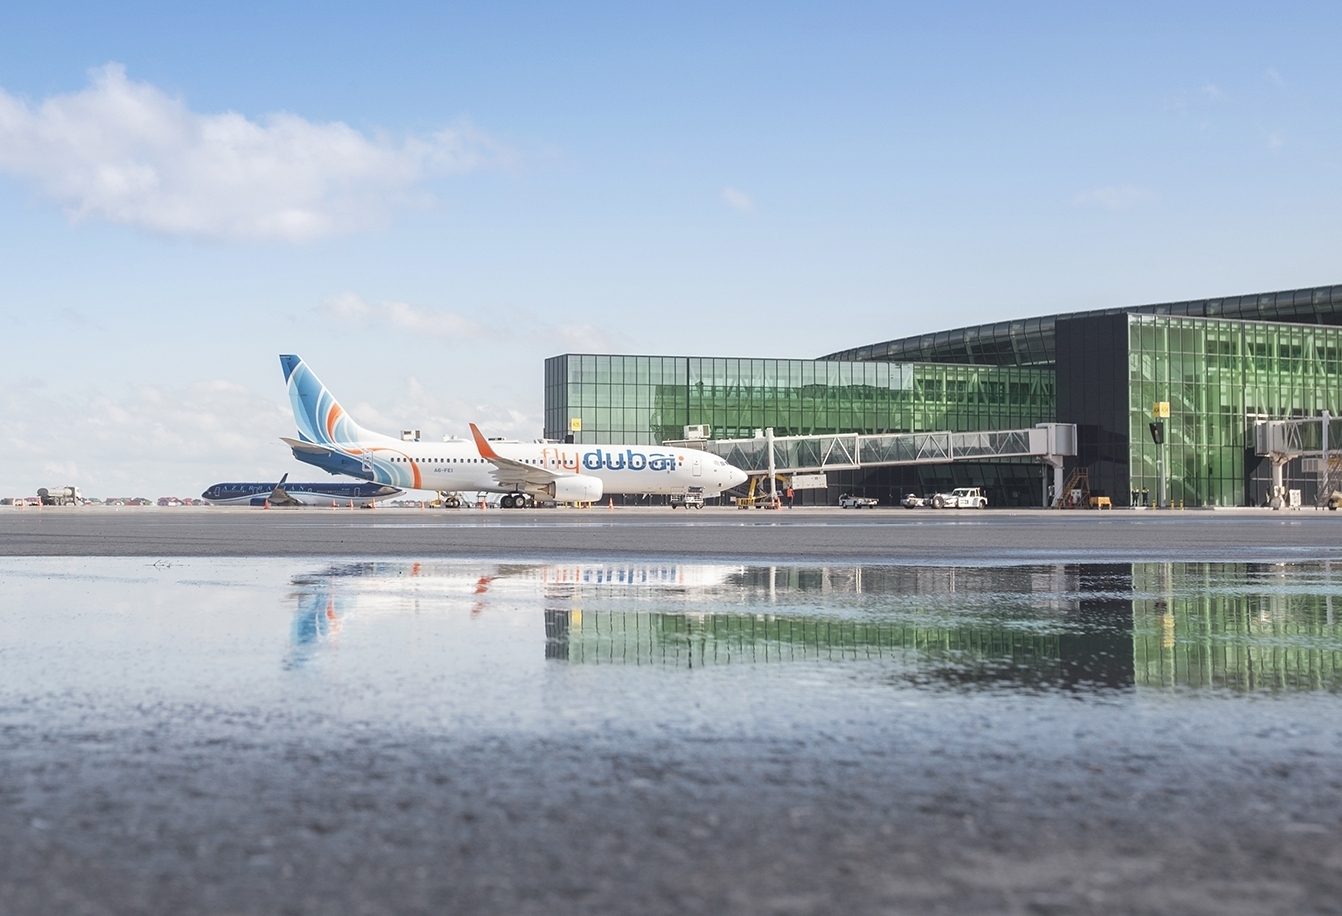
692 458 702 477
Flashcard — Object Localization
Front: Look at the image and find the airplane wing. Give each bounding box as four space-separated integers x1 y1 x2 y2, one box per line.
469 423 565 487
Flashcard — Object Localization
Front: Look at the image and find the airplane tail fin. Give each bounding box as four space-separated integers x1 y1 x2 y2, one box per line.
279 355 377 448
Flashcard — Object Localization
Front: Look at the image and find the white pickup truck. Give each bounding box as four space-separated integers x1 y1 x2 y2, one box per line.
930 487 988 509
838 493 879 509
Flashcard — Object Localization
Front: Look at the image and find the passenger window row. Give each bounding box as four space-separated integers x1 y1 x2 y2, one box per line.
385 457 551 465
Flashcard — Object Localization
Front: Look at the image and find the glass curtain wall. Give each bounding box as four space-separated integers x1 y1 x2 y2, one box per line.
1127 315 1342 507
545 354 1055 444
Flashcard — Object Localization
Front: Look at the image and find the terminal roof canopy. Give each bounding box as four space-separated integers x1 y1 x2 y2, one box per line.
824 283 1342 369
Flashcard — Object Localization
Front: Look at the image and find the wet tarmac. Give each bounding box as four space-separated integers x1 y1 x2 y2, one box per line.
3 557 1342 914
5 506 1342 563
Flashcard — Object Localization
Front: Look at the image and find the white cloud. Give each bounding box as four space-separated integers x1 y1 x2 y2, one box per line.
0 371 544 498
0 376 294 498
321 291 376 322
721 185 755 212
322 291 619 352
0 64 515 243
1071 184 1154 211
352 376 539 444
553 322 615 352
1268 132 1285 149
322 292 482 340
1266 67 1285 86
1200 83 1225 101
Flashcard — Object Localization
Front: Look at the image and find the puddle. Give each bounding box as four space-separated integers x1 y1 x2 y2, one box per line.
5 556 1342 914
2 558 1342 739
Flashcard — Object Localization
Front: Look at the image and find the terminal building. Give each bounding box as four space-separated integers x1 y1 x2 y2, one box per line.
544 282 1342 507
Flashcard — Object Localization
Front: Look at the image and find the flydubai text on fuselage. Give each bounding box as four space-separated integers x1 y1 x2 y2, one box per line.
278 355 749 502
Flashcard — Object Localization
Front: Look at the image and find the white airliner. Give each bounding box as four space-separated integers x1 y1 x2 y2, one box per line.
279 354 749 506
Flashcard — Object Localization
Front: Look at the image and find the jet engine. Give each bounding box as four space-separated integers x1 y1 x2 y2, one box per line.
548 475 604 503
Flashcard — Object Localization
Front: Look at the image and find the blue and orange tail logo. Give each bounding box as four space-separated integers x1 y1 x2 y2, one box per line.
280 354 369 447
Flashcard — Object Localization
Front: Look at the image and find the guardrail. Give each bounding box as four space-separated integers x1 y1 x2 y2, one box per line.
665 423 1077 475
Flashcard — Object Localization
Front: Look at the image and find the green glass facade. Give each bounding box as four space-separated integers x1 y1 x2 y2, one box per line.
543 283 1342 507
1129 315 1342 508
545 354 1054 445
1057 312 1342 507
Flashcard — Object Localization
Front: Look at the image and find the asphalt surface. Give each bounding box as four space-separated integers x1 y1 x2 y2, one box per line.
6 702 1342 916
3 505 1342 562
4 518 1342 915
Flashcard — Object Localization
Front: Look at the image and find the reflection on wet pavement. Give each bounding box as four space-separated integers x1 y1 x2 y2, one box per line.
283 560 1342 693
6 557 1342 915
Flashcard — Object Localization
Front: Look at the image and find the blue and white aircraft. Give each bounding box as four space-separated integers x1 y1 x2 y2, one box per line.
201 476 403 507
278 354 749 506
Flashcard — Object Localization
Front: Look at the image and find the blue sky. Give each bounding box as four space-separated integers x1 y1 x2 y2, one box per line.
1 2 1339 496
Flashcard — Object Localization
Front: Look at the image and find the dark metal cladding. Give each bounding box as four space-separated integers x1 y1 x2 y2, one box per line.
821 283 1342 367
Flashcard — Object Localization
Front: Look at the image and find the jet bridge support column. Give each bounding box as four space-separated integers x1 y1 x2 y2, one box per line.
1042 456 1065 508
766 427 777 506
1269 455 1289 509
1320 411 1331 507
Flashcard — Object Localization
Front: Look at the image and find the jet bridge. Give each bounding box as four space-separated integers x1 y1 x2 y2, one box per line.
1255 412 1342 508
666 423 1077 506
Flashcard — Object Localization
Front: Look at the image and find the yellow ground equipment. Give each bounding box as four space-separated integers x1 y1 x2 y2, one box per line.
736 475 788 509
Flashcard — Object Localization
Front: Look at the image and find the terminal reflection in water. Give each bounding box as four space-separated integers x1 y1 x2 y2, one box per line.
287 560 1342 692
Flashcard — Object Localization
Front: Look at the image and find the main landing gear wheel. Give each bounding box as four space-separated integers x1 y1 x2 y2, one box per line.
501 494 519 508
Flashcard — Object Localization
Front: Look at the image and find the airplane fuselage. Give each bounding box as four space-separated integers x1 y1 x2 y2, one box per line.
294 437 741 497
277 354 750 501
202 481 403 507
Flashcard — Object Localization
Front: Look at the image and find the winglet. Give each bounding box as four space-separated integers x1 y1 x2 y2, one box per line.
469 423 500 460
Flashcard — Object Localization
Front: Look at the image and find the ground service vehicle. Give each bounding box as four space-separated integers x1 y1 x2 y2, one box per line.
838 493 879 509
900 493 926 508
931 487 988 509
37 486 82 506
669 487 705 509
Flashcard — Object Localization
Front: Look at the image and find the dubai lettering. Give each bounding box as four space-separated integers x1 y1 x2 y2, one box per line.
582 450 678 472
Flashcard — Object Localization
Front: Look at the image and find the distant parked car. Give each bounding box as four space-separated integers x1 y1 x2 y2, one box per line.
930 487 988 509
838 493 879 509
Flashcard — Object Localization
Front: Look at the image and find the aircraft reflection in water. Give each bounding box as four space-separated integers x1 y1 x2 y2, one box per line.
284 561 745 669
286 561 1342 692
